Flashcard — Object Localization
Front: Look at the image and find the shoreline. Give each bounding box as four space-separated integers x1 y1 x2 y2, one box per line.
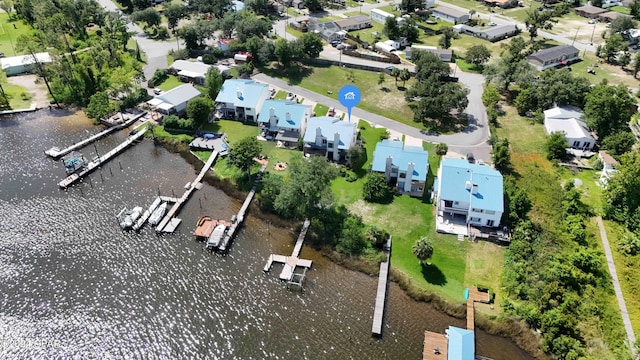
157 134 548 360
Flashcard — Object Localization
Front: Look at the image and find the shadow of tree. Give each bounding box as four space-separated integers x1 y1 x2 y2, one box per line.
421 263 447 286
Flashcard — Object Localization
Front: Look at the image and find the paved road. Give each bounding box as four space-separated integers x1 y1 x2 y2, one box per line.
596 216 637 357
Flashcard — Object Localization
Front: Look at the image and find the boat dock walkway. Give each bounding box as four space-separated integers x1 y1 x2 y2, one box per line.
263 219 313 284
155 151 218 233
372 236 392 337
45 111 147 159
466 288 490 331
58 127 147 188
217 162 268 252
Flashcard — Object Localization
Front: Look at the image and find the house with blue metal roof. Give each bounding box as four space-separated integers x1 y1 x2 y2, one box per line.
371 139 429 197
447 326 474 360
214 79 270 122
302 116 358 162
258 100 312 146
434 158 503 228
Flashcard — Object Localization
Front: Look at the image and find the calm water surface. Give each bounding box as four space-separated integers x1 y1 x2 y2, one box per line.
0 110 532 359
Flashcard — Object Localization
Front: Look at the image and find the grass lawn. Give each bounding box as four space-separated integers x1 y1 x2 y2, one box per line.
455 58 484 74
610 5 630 14
314 103 329 116
494 103 547 154
156 75 183 91
1 80 32 109
273 90 287 100
350 21 386 44
0 13 33 57
285 26 303 39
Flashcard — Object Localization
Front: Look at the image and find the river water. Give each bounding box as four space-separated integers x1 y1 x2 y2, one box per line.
0 110 533 359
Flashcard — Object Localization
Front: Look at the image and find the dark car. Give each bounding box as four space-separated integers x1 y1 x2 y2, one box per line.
466 153 475 164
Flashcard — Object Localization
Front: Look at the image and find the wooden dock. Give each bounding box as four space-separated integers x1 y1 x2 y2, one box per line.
263 219 313 283
133 196 161 231
58 128 147 188
422 331 448 360
466 288 490 331
155 151 218 233
372 236 392 337
45 111 147 159
217 162 268 252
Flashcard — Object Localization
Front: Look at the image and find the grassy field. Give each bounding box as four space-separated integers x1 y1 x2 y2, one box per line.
609 5 631 14
156 75 183 91
0 13 32 57
1 80 32 109
314 103 329 116
494 104 547 154
273 90 287 100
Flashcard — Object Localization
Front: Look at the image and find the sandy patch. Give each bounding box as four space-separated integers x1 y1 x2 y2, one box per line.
7 74 50 108
552 18 606 46
404 135 423 147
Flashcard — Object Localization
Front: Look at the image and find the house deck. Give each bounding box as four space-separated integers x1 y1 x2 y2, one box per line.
435 212 468 236
468 226 511 243
422 331 448 360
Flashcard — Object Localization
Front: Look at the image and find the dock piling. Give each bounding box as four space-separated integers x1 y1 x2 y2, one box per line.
119 161 122 170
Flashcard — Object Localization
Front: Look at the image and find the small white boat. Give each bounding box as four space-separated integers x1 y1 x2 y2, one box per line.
207 223 228 249
120 206 143 229
63 154 88 175
148 202 167 226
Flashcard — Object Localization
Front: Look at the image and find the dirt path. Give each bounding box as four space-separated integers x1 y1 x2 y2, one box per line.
7 74 50 108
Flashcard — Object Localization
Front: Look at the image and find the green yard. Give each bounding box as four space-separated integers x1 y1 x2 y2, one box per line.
156 75 184 91
0 13 33 57
314 103 329 116
1 80 32 110
273 90 287 100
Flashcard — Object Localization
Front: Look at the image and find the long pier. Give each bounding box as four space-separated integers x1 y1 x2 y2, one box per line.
217 162 268 252
264 219 313 285
155 151 218 233
58 128 147 188
45 111 147 159
372 236 392 337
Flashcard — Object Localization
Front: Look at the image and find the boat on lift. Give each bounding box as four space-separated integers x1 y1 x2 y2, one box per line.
119 206 143 229
148 202 167 226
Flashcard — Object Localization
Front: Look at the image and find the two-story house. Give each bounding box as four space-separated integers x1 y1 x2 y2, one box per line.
543 105 595 152
302 116 358 162
371 139 429 197
214 79 270 122
258 100 312 146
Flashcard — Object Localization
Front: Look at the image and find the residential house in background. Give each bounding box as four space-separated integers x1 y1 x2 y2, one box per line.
574 4 607 18
543 105 595 151
434 158 504 228
146 84 201 116
432 6 470 24
311 21 347 42
371 139 429 197
484 0 517 8
258 99 312 146
405 46 453 61
302 116 358 162
370 8 395 24
527 45 580 70
334 16 372 31
599 11 632 22
0 52 51 76
214 79 270 122
169 60 230 85
598 150 620 187
475 25 519 42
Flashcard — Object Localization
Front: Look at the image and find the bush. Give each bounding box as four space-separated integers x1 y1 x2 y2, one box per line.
148 69 168 88
155 26 169 40
120 88 151 111
335 216 367 255
169 48 188 61
363 173 394 203
618 232 640 256
20 92 32 101
365 226 389 248
435 143 448 156
202 53 216 64
163 114 195 131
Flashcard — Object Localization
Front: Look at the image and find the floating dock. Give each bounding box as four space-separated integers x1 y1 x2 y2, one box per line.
58 128 147 188
133 196 161 231
263 219 313 285
155 151 218 233
217 162 268 252
372 236 392 337
45 111 147 159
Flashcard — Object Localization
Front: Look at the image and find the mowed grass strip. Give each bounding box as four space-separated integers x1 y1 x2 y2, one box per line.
0 13 33 57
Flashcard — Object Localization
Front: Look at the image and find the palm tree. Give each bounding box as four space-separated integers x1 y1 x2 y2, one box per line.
412 237 434 266
391 67 401 87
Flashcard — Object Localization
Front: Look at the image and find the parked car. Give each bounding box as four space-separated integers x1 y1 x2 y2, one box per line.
588 19 597 24
328 107 336 117
336 44 346 50
286 92 295 101
488 22 497 26
153 88 163 95
466 153 475 164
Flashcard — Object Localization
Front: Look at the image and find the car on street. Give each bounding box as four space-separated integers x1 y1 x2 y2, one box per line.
153 88 163 95
466 153 475 164
386 66 396 71
336 44 346 50
488 22 497 26
588 19 597 24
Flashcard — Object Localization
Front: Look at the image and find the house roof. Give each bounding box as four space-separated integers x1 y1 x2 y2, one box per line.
0 52 51 70
600 11 632 20
599 150 619 166
171 60 211 78
433 6 468 18
334 15 371 29
544 105 583 120
544 117 594 140
153 84 201 106
371 139 429 182
574 4 607 15
371 8 395 17
438 158 504 212
478 24 518 38
447 326 474 360
215 79 269 108
303 116 357 150
257 99 311 130
528 45 579 63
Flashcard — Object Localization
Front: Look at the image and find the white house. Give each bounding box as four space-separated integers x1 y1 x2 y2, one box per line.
598 150 619 187
334 16 372 31
433 158 504 228
371 139 429 197
257 99 312 145
302 116 358 162
432 6 470 24
214 79 270 122
375 41 397 54
169 60 230 85
370 8 395 24
146 84 202 116
0 52 52 76
543 106 595 151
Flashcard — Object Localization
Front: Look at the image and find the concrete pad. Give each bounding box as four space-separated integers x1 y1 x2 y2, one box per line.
404 135 423 147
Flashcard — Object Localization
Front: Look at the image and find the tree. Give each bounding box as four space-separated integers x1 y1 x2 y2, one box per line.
246 0 270 15
164 3 187 31
545 132 568 161
228 136 262 182
190 0 232 17
584 82 635 139
438 27 458 49
610 16 637 35
0 0 14 19
297 32 323 59
632 0 640 20
482 83 500 109
187 97 213 125
303 0 323 11
400 18 419 43
205 67 223 100
365 226 388 248
633 52 640 77
390 67 401 87
601 34 627 63
378 72 385 87
363 173 394 203
602 131 635 156
435 143 448 156
336 216 367 255
513 69 591 114
235 15 272 43
383 16 400 40
524 3 569 39
274 38 294 66
604 150 640 228
492 138 511 173
131 8 161 29
399 68 411 88
86 91 115 119
346 145 365 171
412 237 434 265
16 34 59 107
412 50 451 81
406 79 469 127
484 57 534 94
464 44 491 67
400 0 425 13
180 20 215 49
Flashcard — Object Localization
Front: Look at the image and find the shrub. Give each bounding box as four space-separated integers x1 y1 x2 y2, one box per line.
20 92 32 101
618 232 640 256
169 48 188 61
435 143 448 156
148 69 168 88
363 173 394 203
